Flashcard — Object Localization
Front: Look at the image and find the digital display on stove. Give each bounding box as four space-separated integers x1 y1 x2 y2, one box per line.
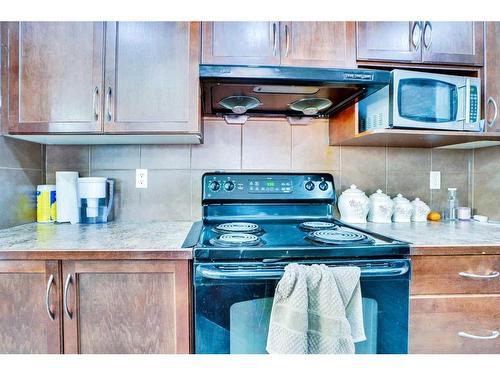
248 178 292 193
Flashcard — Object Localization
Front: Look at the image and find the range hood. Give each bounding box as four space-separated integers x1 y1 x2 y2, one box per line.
200 64 390 123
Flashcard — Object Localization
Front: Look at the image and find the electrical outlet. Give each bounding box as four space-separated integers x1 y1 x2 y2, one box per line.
136 169 148 189
430 171 441 190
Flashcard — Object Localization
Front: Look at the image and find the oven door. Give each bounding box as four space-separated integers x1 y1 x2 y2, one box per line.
194 258 410 354
391 70 465 131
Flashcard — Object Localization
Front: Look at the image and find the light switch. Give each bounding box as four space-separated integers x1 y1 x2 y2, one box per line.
136 169 148 189
430 171 441 190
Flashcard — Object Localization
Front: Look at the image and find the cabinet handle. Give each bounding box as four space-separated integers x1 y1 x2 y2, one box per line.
45 274 55 321
63 273 73 320
423 21 432 50
106 86 112 122
486 97 498 128
411 22 421 51
272 23 278 56
458 331 499 340
92 86 100 121
458 271 500 279
284 24 290 57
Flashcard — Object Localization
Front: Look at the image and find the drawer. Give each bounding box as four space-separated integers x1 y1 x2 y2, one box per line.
410 295 500 354
411 255 500 295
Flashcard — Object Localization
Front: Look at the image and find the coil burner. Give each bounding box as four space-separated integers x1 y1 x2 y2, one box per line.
307 229 375 246
210 233 263 247
214 222 262 234
299 221 338 231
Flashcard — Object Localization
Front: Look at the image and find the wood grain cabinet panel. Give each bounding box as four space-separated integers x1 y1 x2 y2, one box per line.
202 22 280 65
485 22 500 132
411 255 500 295
0 261 62 354
410 295 500 354
280 22 355 68
3 22 104 133
421 22 484 66
356 22 422 63
62 260 191 354
104 22 200 133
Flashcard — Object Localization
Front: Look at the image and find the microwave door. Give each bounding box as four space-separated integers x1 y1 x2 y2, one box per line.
392 77 462 131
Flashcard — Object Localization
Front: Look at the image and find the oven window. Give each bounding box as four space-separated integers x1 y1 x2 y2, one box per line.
194 267 410 354
398 78 458 123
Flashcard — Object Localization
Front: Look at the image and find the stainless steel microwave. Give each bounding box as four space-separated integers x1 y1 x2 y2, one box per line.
359 69 483 132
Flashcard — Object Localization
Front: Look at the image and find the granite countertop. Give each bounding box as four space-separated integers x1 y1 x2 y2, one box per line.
0 221 196 260
351 220 500 255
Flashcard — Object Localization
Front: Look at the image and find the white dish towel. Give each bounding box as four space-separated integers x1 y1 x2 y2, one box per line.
266 264 366 354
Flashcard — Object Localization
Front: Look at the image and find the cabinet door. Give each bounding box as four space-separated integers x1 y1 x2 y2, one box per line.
3 22 104 134
356 22 422 62
104 22 200 133
421 22 484 66
410 295 500 354
485 22 500 132
279 22 355 68
202 22 280 65
62 260 191 354
0 261 62 353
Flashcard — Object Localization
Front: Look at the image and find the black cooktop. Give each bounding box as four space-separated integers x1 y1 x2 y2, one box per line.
192 219 409 261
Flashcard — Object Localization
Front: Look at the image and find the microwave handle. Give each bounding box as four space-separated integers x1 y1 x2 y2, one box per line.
197 262 410 281
456 81 468 122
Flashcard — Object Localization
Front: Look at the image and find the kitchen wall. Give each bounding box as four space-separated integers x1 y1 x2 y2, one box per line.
0 136 44 228
45 118 473 222
0 32 44 229
473 145 500 220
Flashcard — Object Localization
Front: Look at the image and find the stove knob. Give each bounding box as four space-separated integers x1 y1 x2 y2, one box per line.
224 181 235 191
305 181 315 191
209 181 221 191
319 181 329 191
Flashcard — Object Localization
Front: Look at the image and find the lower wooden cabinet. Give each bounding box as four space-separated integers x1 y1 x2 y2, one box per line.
0 259 191 354
410 295 500 354
0 260 62 353
410 254 500 354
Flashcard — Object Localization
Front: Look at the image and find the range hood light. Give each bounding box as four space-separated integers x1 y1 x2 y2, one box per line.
253 85 320 95
289 98 333 116
219 95 262 115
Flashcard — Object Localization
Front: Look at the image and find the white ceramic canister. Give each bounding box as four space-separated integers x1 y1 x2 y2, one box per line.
411 198 431 222
368 189 394 223
338 185 370 224
392 194 413 223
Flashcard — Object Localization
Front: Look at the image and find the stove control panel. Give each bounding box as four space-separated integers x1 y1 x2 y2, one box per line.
203 173 335 202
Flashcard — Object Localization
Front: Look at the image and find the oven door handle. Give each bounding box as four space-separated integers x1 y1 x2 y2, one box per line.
197 262 410 281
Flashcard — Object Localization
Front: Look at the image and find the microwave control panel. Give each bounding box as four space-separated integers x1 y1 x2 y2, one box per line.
469 85 478 123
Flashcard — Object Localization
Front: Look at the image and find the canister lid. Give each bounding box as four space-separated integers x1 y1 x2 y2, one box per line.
37 185 56 191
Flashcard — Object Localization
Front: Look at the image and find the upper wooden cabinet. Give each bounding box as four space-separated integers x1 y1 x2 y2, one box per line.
3 22 104 133
485 22 500 132
0 261 62 354
357 22 422 63
279 22 355 68
104 22 200 134
357 21 484 66
202 21 356 68
202 22 280 66
421 22 484 65
2 22 201 141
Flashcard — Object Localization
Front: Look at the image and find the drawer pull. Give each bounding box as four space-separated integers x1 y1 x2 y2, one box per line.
458 271 500 279
458 331 499 340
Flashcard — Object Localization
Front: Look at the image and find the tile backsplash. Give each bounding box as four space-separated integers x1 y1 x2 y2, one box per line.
45 118 474 222
472 145 500 220
0 136 43 228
